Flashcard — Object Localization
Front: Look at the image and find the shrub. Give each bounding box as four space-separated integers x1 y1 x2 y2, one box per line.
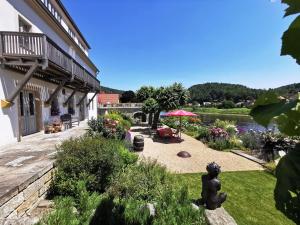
50 136 137 196
108 160 172 202
213 119 235 129
239 131 262 150
218 100 235 109
38 181 102 225
208 138 232 151
153 186 206 225
94 161 206 225
209 127 229 140
88 117 126 140
196 126 210 141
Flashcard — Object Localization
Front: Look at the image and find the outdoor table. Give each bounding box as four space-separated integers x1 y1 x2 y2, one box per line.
157 127 173 138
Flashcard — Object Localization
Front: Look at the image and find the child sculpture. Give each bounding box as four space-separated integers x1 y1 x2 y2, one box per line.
201 162 227 210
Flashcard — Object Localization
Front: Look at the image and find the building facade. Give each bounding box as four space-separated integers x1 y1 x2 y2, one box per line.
0 0 100 146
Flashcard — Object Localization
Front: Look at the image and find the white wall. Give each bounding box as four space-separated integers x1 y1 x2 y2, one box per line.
0 0 96 76
0 68 89 147
87 93 98 120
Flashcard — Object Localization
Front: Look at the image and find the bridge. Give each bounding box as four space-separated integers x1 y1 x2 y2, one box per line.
98 103 148 122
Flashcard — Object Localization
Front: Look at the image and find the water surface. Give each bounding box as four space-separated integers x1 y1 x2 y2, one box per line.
198 113 276 132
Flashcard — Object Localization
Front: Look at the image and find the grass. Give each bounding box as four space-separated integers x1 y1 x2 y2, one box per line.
175 171 295 225
184 107 251 115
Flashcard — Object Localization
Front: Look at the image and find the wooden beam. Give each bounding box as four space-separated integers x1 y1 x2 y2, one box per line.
76 92 89 107
86 92 98 107
63 89 77 107
44 80 66 106
1 62 39 108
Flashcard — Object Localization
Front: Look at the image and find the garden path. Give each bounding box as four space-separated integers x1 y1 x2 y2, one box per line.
130 126 263 173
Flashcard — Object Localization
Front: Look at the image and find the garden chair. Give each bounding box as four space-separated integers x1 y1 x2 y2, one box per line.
172 128 180 138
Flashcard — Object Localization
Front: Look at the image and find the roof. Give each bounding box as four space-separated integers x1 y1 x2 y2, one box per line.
98 93 120 104
56 0 91 49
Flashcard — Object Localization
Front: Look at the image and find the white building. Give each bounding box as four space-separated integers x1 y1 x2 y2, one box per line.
0 0 100 147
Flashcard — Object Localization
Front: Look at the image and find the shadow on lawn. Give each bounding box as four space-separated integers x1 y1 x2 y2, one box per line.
89 197 153 225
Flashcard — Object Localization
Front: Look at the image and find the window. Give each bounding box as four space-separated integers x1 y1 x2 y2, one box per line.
19 17 31 33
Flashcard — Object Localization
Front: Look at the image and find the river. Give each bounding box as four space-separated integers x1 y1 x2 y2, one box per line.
198 113 277 132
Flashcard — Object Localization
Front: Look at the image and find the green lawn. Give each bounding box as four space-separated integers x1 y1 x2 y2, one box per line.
175 171 295 225
184 107 250 115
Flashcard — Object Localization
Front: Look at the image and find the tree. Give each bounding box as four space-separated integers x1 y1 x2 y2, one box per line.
250 1 300 222
151 83 189 129
120 91 136 103
142 98 159 125
136 86 155 103
139 83 189 129
219 100 235 109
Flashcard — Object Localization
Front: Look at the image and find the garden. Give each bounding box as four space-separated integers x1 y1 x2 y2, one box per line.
161 116 298 172
33 108 299 225
36 111 207 225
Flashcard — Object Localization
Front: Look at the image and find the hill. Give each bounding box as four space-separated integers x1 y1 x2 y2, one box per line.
273 83 300 97
188 83 265 103
100 86 124 94
188 82 300 103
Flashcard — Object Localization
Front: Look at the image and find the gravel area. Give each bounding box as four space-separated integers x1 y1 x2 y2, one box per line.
130 126 263 173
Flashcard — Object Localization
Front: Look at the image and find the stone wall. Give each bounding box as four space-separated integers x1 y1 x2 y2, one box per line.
0 164 54 222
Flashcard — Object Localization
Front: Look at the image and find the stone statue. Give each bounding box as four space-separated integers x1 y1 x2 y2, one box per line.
200 162 227 210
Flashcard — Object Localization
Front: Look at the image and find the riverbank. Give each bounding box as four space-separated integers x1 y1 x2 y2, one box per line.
184 107 250 116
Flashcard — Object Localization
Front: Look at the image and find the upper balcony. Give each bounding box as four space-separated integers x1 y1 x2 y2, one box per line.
0 31 100 92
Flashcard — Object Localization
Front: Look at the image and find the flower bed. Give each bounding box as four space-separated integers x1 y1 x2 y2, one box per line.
162 117 298 159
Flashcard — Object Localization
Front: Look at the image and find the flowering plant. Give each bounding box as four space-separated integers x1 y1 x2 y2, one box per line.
210 127 229 139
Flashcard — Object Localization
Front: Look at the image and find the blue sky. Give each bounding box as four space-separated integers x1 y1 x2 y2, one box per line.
63 0 299 90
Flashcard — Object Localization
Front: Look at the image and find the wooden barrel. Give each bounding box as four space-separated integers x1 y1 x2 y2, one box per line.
133 135 144 151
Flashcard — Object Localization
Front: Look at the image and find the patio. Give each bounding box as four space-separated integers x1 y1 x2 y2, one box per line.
0 122 88 205
130 126 263 173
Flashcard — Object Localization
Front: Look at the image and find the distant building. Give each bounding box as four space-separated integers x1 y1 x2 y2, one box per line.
203 102 212 107
98 92 120 105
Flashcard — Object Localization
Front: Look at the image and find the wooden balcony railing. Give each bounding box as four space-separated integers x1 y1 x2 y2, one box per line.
0 31 100 90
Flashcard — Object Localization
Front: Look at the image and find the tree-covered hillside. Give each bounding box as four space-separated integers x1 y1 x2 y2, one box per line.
188 83 265 103
189 82 300 104
273 83 300 97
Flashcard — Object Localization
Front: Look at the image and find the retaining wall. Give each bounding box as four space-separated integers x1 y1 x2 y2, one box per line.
0 164 54 222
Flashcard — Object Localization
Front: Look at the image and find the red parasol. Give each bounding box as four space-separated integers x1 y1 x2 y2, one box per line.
165 110 197 139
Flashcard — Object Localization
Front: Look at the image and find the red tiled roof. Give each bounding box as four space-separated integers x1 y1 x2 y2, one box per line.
98 93 120 104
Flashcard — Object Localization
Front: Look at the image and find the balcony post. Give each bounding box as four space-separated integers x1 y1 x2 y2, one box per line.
42 35 48 70
70 59 75 82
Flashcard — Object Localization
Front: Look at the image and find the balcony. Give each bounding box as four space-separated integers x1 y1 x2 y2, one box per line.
0 31 100 91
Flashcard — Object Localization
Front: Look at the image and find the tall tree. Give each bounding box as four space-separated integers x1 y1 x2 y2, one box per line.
136 86 155 103
142 98 159 125
152 83 189 129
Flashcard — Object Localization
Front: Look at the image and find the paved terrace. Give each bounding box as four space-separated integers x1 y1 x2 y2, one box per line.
0 122 88 205
131 126 263 173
